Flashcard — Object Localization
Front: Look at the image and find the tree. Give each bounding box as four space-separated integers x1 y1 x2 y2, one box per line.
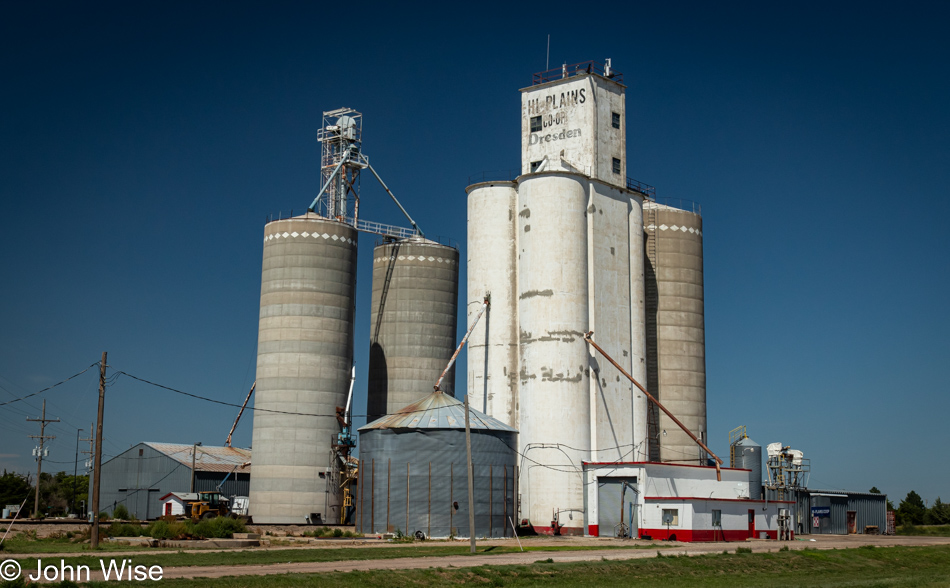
897 490 927 526
0 470 32 507
35 471 89 516
869 487 895 511
928 497 950 526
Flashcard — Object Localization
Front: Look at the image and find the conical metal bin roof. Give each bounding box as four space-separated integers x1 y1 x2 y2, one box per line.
359 391 517 432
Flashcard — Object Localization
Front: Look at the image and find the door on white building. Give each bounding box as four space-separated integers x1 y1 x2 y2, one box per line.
597 478 637 538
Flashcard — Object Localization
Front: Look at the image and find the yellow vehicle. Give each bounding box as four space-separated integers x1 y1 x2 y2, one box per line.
187 492 229 520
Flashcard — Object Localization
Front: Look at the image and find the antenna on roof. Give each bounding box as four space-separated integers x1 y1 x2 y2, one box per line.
546 34 550 70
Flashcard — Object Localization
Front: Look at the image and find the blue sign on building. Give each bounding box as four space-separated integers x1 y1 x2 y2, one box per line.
811 506 831 517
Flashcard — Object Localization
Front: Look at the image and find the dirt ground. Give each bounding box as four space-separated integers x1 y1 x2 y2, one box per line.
8 533 950 582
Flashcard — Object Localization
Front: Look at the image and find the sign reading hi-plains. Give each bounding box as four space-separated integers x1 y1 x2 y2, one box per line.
525 88 586 146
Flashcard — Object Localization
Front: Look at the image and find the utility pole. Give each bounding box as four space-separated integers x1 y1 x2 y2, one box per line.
80 424 94 521
91 352 106 549
72 428 83 515
464 394 476 554
27 399 59 518
190 442 202 492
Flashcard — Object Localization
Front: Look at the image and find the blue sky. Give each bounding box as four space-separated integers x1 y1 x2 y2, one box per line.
1 2 947 506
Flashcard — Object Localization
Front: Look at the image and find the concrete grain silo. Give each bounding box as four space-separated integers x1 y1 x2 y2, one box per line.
466 181 519 427
249 213 358 524
367 238 459 421
643 201 706 464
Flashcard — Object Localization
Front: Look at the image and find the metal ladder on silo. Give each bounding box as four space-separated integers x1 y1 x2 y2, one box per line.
645 202 661 462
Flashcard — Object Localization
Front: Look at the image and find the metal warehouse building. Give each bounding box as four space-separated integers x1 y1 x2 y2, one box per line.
90 442 251 520
765 488 888 536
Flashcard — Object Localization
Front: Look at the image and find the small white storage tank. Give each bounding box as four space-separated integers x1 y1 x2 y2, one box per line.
735 436 762 500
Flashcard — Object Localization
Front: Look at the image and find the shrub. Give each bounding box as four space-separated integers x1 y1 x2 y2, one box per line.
106 522 148 537
735 547 752 554
780 545 790 552
112 504 130 520
148 519 188 540
98 512 110 522
189 516 247 539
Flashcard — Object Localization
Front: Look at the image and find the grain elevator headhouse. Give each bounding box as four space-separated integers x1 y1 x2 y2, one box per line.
522 59 625 185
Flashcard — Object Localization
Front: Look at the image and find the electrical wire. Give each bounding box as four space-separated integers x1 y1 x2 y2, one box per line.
0 363 99 407
116 369 407 419
113 367 718 487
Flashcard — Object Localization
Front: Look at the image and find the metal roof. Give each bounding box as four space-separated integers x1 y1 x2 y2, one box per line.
807 489 888 498
359 392 517 432
143 442 252 473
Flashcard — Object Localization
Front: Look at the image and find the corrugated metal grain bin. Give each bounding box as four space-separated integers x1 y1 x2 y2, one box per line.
357 392 517 538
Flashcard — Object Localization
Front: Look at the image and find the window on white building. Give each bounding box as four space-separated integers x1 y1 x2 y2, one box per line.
662 508 679 526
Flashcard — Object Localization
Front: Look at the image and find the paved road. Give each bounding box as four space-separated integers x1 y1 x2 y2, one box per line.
15 534 949 583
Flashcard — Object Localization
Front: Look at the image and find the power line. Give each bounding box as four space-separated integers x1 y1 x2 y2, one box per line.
0 363 99 407
113 367 678 483
115 370 356 418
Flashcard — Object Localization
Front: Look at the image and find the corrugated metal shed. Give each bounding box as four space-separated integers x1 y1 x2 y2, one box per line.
359 391 517 432
89 442 251 520
767 488 887 535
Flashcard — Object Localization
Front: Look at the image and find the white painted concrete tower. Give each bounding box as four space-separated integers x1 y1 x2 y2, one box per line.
467 62 649 535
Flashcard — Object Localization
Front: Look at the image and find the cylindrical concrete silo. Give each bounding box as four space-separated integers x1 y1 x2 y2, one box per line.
517 172 590 535
466 181 519 428
643 201 706 465
585 179 650 465
736 436 762 500
365 239 459 422
357 391 518 538
250 213 358 524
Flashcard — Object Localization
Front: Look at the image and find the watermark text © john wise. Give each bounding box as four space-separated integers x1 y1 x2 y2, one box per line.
1 558 163 582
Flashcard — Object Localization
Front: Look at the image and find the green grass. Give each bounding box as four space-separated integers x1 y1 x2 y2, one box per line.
7 542 665 572
897 524 950 537
52 544 950 588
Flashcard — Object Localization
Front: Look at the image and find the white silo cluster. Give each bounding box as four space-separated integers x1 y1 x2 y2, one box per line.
467 60 708 535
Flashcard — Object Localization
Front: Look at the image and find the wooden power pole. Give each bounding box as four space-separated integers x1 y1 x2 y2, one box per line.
464 394 476 554
91 351 107 549
27 399 59 518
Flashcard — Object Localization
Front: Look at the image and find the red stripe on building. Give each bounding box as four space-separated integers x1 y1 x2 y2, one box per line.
638 528 780 542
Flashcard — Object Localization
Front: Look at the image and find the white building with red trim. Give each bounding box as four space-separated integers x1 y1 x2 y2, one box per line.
583 461 791 541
